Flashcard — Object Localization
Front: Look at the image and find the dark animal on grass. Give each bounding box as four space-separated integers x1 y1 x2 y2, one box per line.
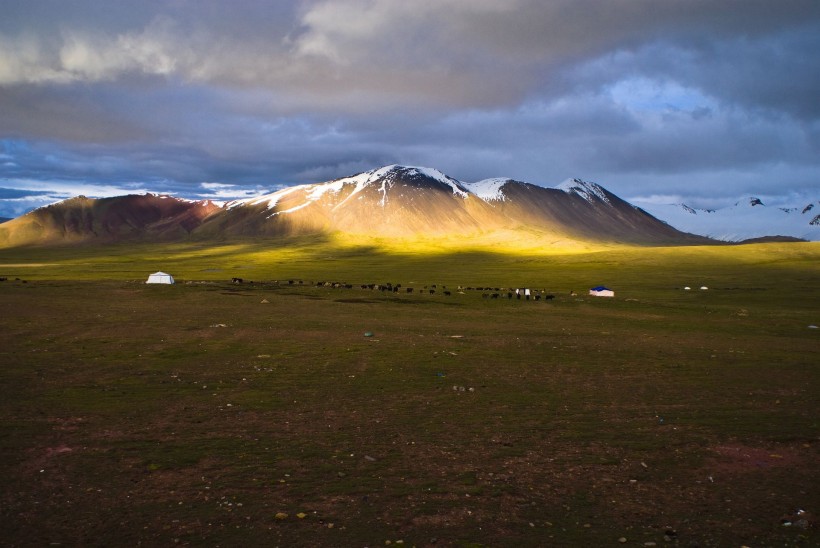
482 293 489 298
443 291 451 296
545 294 555 300
534 295 541 301
491 293 499 299
507 292 513 299
407 288 414 293
429 289 435 295
232 278 243 284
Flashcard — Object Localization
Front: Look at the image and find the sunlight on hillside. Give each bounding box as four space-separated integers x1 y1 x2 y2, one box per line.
324 230 607 256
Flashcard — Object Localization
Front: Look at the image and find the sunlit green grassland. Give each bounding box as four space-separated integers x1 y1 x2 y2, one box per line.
1 237 818 547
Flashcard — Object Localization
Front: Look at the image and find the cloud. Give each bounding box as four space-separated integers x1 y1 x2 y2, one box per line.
3 1 815 111
0 0 818 219
0 187 54 200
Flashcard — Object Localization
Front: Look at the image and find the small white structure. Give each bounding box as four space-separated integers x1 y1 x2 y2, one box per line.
700 286 709 290
589 286 614 297
146 271 175 284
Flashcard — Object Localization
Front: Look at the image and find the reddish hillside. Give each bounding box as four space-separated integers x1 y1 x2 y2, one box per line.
0 194 222 246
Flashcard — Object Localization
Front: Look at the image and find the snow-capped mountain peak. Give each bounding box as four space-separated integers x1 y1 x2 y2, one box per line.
556 178 611 205
463 178 514 201
332 164 471 205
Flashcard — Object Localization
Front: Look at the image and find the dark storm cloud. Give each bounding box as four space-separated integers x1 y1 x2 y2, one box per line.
0 0 818 218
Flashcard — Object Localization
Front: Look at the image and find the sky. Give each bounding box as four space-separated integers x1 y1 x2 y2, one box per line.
1 0 819 219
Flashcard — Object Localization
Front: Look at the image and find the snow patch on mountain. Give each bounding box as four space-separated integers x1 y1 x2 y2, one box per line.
226 185 304 211
464 178 511 201
640 197 820 241
306 180 345 200
556 178 611 205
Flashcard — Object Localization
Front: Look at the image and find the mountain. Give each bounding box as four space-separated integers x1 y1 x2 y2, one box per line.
0 165 709 247
641 197 820 242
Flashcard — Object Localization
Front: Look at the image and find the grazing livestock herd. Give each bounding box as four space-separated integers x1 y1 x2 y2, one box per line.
225 277 564 301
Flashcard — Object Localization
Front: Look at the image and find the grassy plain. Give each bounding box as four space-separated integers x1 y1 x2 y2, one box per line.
1 238 818 547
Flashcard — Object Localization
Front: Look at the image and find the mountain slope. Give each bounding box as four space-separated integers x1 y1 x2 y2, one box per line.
641 197 820 242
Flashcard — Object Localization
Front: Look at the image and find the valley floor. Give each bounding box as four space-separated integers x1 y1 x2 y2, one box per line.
0 242 818 546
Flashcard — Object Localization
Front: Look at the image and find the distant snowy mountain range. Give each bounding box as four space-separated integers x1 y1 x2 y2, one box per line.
640 197 819 242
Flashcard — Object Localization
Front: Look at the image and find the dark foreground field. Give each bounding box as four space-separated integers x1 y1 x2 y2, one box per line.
1 243 818 547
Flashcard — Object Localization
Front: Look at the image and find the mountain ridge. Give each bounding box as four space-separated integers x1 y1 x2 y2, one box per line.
0 165 717 247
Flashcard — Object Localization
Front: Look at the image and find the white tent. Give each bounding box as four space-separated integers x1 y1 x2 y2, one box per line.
146 271 175 284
